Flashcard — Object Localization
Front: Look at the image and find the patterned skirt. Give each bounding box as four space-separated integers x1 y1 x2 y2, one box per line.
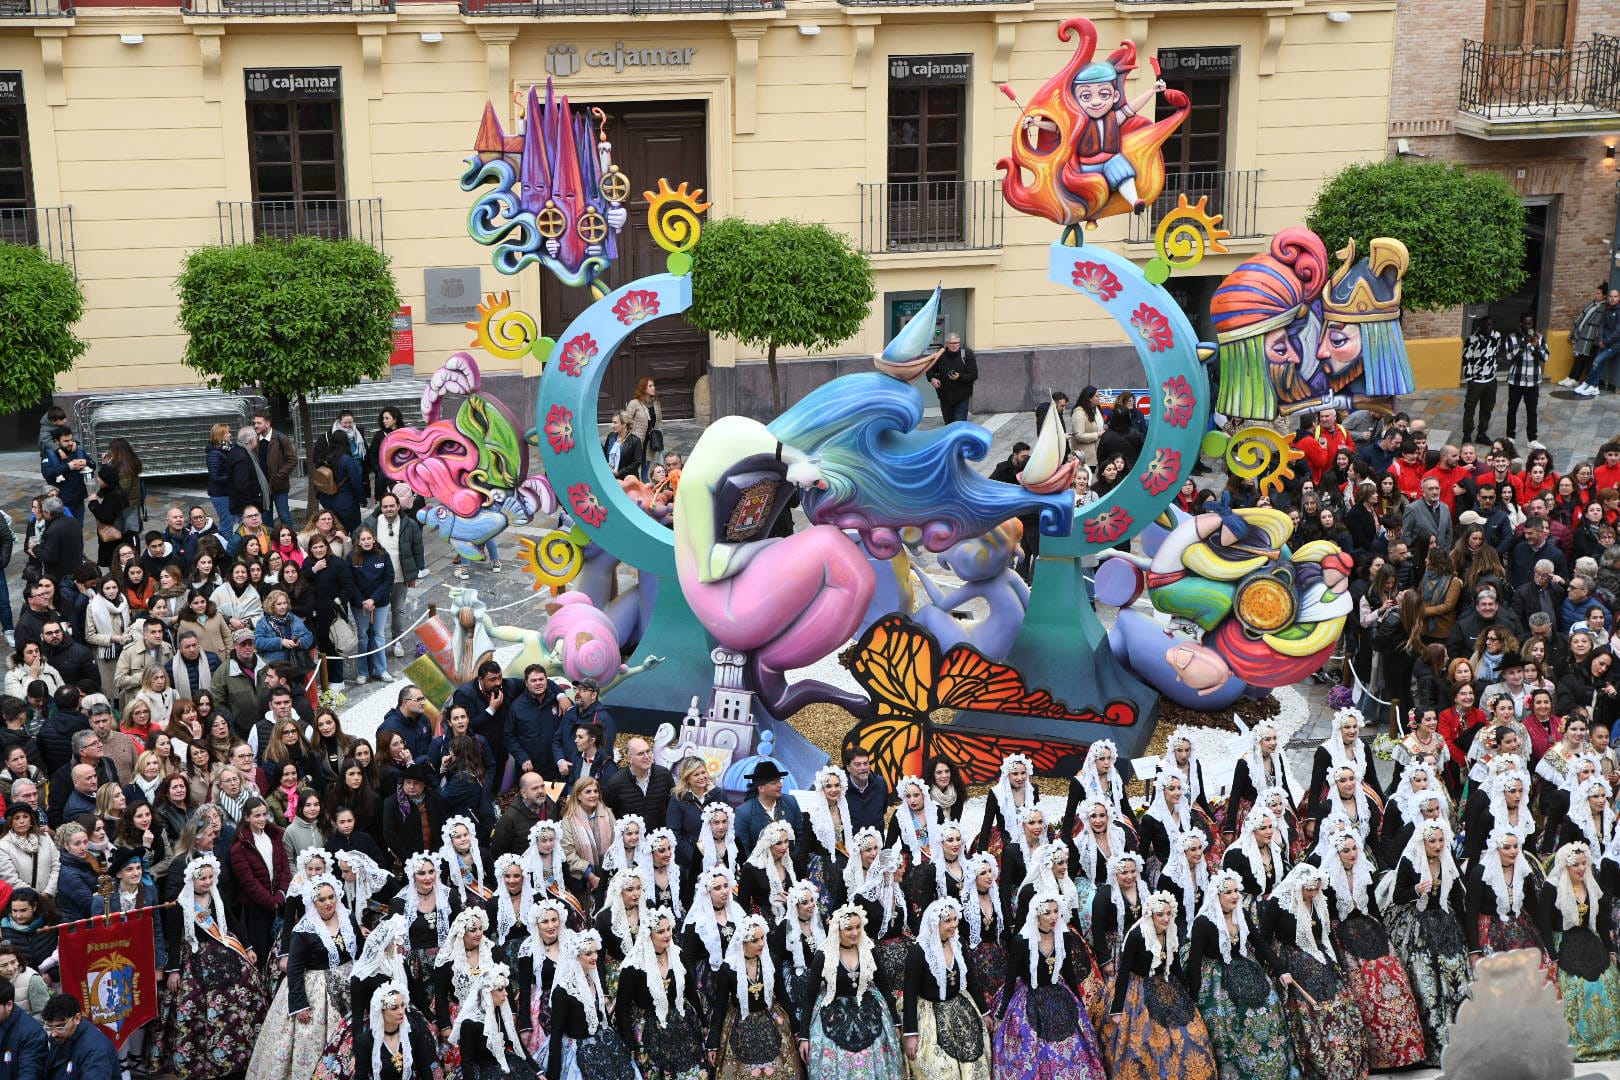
967 940 1007 1012
1334 913 1426 1070
992 981 1106 1080
874 935 912 1008
156 941 270 1080
1194 957 1299 1080
910 994 990 1080
1072 876 1097 948
523 978 555 1058
1275 945 1367 1080
246 961 353 1080
1476 910 1547 962
1386 904 1471 1064
624 1000 706 1080
715 1005 804 1080
1554 927 1620 1061
805 989 904 1080
1103 973 1217 1080
462 1048 540 1080
805 853 847 921
312 1006 441 1080
553 1030 644 1080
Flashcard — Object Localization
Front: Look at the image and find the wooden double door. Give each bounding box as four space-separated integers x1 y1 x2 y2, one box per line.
540 100 709 425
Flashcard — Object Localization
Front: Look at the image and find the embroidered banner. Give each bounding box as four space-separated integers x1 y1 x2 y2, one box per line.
57 908 159 1049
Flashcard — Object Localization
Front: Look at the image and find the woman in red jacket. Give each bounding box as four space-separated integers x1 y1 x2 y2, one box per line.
228 795 292 969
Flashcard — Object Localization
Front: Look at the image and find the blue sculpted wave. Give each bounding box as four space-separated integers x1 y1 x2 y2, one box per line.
768 372 1073 557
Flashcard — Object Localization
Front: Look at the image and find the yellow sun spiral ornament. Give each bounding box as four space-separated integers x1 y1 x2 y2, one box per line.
644 179 712 259
1225 424 1305 496
1152 195 1233 273
516 530 583 594
466 291 539 362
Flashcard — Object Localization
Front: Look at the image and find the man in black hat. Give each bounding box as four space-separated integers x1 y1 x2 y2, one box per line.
734 759 805 857
381 760 446 869
552 678 616 777
1481 651 1529 725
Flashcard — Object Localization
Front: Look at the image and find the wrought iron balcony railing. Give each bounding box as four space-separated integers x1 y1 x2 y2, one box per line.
0 0 71 17
1459 35 1620 118
859 179 1003 254
183 0 392 14
459 0 780 14
217 198 385 251
1125 168 1263 245
0 205 77 273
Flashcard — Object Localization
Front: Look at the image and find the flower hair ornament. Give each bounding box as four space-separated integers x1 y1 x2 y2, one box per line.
1196 870 1249 963
817 904 876 1007
368 981 414 1080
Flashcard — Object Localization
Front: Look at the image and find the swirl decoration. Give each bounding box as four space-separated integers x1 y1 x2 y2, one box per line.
517 530 583 594
466 291 539 362
1153 195 1232 272
461 158 544 277
644 179 712 255
1223 425 1305 496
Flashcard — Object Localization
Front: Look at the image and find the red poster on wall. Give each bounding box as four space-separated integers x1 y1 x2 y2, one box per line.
57 908 160 1049
390 306 415 368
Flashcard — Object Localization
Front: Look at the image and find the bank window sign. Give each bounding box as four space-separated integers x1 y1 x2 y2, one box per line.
544 43 698 78
244 68 343 102
1156 47 1238 79
0 72 22 107
889 54 973 87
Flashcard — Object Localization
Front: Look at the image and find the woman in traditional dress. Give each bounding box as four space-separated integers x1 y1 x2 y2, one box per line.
1547 776 1615 854
1184 870 1297 1080
1137 773 1206 884
741 822 799 923
888 776 939 870
645 829 684 922
699 802 741 875
435 905 494 1076
1378 820 1469 1064
801 765 856 918
1258 787 1308 863
544 929 641 1080
850 829 911 992
280 847 334 956
961 853 1007 1006
1462 763 1533 865
1104 891 1216 1080
706 913 804 1080
1306 707 1369 825
523 821 587 931
603 815 649 876
1090 851 1147 973
616 908 707 1080
336 848 392 929
1464 827 1546 961
249 874 361 1080
1225 723 1299 838
390 853 463 1023
1321 830 1426 1070
681 865 745 1013
1381 763 1449 868
1065 740 1133 830
910 821 970 928
314 914 426 1080
451 964 539 1080
1309 766 1381 864
1157 728 1216 832
974 754 1036 857
1163 831 1210 939
772 880 825 1030
1221 807 1288 906
158 852 269 1080
441 815 493 905
593 867 646 998
352 981 440 1080
993 891 1107 1080
1014 841 1083 940
799 904 903 1080
487 854 534 968
1258 863 1369 1080
518 900 568 1060
996 806 1049 920
901 898 991 1080
1540 842 1620 1060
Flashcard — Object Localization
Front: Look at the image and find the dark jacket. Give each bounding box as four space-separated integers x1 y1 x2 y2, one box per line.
350 548 395 608
41 640 99 692
35 515 82 584
602 432 643 481
317 450 364 522
378 707 435 765
450 677 524 758
491 796 553 862
255 429 298 495
0 999 48 1080
307 553 363 620
381 787 448 868
601 764 674 831
845 773 891 836
734 795 806 859
205 443 232 499
46 1005 118 1080
506 680 566 779
228 822 293 912
211 656 262 740
666 789 725 871
362 510 426 583
35 710 88 779
55 851 99 923
925 345 977 405
551 700 617 766
0 919 57 976
224 443 263 514
40 448 88 506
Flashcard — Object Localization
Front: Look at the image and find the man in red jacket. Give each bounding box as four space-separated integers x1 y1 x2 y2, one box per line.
1425 444 1474 514
1293 405 1354 484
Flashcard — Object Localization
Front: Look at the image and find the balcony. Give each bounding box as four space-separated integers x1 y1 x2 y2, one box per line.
1126 168 1263 246
1457 35 1620 138
459 0 779 14
858 180 1003 255
0 0 71 16
183 0 392 14
217 198 385 251
0 206 77 274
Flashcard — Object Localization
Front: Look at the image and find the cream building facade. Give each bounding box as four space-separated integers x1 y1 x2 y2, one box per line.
0 0 1398 435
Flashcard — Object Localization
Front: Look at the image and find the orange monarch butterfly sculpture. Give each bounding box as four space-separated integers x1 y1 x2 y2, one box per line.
840 614 1136 786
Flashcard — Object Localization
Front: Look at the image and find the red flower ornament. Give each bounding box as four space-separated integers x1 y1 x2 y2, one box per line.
544 404 575 454
568 483 608 528
1071 261 1123 303
1141 448 1182 496
1083 506 1133 545
1130 303 1174 352
613 290 660 326
557 333 598 377
1160 375 1195 429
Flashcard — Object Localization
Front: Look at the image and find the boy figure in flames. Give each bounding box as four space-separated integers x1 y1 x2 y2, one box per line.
1066 55 1166 214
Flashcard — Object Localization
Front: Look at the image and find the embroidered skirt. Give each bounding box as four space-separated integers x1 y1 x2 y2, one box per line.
553 1030 643 1080
805 989 904 1080
1554 926 1620 1061
1194 957 1299 1080
1386 904 1470 1064
1275 945 1367 1080
991 981 1106 1080
246 961 353 1080
1334 913 1426 1070
624 1000 707 1080
909 994 989 1080
1103 972 1217 1080
715 1004 803 1080
156 938 270 1080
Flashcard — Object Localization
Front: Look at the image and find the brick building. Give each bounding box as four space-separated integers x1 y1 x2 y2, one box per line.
1389 0 1620 377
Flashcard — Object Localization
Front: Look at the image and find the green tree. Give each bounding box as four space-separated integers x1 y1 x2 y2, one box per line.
1307 159 1527 312
176 237 400 511
687 218 875 414
0 243 86 416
